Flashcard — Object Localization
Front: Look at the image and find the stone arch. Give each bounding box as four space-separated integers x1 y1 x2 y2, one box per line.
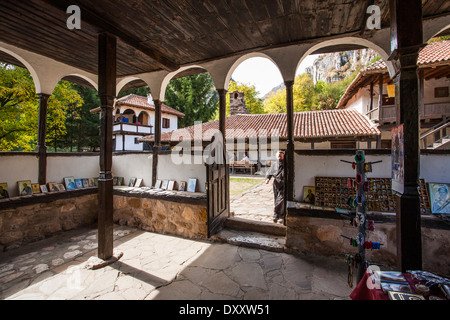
61 73 98 91
223 52 283 91
116 76 147 96
0 46 41 93
159 65 210 102
294 37 395 78
423 17 450 43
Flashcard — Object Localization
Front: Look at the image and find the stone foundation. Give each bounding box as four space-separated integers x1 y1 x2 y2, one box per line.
0 192 98 250
113 189 208 240
286 205 450 275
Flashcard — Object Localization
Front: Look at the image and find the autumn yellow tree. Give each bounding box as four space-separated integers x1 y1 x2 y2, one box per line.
0 64 83 151
263 73 315 113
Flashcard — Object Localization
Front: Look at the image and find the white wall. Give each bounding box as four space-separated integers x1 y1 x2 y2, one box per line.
294 152 450 201
161 114 179 133
47 155 99 184
0 154 38 197
157 154 207 193
112 153 153 187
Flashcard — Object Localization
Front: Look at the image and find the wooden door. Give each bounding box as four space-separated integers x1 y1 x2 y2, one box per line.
206 160 229 237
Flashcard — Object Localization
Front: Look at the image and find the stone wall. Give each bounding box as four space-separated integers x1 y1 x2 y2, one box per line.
286 208 450 275
0 192 98 250
113 190 208 240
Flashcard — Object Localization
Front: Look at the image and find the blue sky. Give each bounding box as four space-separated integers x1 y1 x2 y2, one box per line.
231 55 319 98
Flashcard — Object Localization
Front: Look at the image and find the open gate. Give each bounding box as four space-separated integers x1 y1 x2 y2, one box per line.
206 159 230 237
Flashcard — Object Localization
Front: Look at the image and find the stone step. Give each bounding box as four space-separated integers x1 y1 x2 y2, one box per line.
211 228 285 253
224 217 286 236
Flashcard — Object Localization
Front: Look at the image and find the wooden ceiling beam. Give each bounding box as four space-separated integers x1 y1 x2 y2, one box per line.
40 0 179 72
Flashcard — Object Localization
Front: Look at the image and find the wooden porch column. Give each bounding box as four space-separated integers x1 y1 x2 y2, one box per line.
152 99 162 187
285 80 295 202
97 32 116 260
376 75 384 149
37 93 50 185
217 89 227 140
390 0 423 272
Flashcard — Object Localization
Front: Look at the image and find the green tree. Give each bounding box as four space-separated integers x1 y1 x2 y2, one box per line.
66 84 100 151
0 63 38 151
165 73 218 127
312 71 359 110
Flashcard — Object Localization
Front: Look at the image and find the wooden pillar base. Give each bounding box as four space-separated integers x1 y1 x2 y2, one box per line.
396 193 422 272
98 172 114 260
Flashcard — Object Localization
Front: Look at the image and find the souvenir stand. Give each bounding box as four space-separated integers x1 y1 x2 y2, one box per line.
340 150 384 285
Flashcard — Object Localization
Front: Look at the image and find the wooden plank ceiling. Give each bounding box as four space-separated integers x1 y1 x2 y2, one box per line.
0 0 449 79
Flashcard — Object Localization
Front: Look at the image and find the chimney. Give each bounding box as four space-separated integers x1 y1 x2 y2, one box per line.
229 91 250 116
147 93 154 105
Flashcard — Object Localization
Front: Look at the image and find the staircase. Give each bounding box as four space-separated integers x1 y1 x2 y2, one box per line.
420 119 450 150
429 134 450 150
211 217 286 252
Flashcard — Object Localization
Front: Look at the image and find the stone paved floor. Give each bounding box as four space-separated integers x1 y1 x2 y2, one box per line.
230 177 276 223
0 224 353 300
0 177 354 301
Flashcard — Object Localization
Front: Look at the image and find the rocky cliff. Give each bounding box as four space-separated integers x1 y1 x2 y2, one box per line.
306 48 379 84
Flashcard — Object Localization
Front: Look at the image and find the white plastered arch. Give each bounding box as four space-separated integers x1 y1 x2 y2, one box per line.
0 45 42 94
222 52 283 91
158 65 209 102
294 36 395 79
63 73 98 91
0 41 98 95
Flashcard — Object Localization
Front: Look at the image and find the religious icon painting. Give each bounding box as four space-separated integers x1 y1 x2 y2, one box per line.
429 183 450 214
40 185 48 193
88 178 95 187
154 180 162 189
167 180 175 191
75 179 83 189
31 183 41 194
18 180 33 196
82 179 89 188
57 184 66 191
48 182 59 192
187 178 197 193
129 177 136 187
161 180 169 190
0 183 9 199
134 178 143 188
179 181 187 192
64 177 76 190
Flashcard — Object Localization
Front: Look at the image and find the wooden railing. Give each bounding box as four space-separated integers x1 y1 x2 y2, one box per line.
366 103 450 124
113 122 153 134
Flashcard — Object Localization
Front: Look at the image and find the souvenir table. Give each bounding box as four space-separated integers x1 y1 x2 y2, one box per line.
350 270 449 300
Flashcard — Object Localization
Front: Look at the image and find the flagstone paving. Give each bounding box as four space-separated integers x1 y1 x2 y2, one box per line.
0 177 353 300
230 177 276 223
0 224 352 300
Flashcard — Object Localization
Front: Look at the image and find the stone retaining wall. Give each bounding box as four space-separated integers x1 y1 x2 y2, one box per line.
286 207 450 275
0 192 98 250
113 189 208 240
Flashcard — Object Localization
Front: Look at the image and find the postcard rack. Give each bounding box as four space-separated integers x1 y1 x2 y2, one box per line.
315 177 395 212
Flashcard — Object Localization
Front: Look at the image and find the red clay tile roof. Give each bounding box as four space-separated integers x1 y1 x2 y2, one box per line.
90 94 185 118
365 40 450 72
338 40 450 108
140 110 380 143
